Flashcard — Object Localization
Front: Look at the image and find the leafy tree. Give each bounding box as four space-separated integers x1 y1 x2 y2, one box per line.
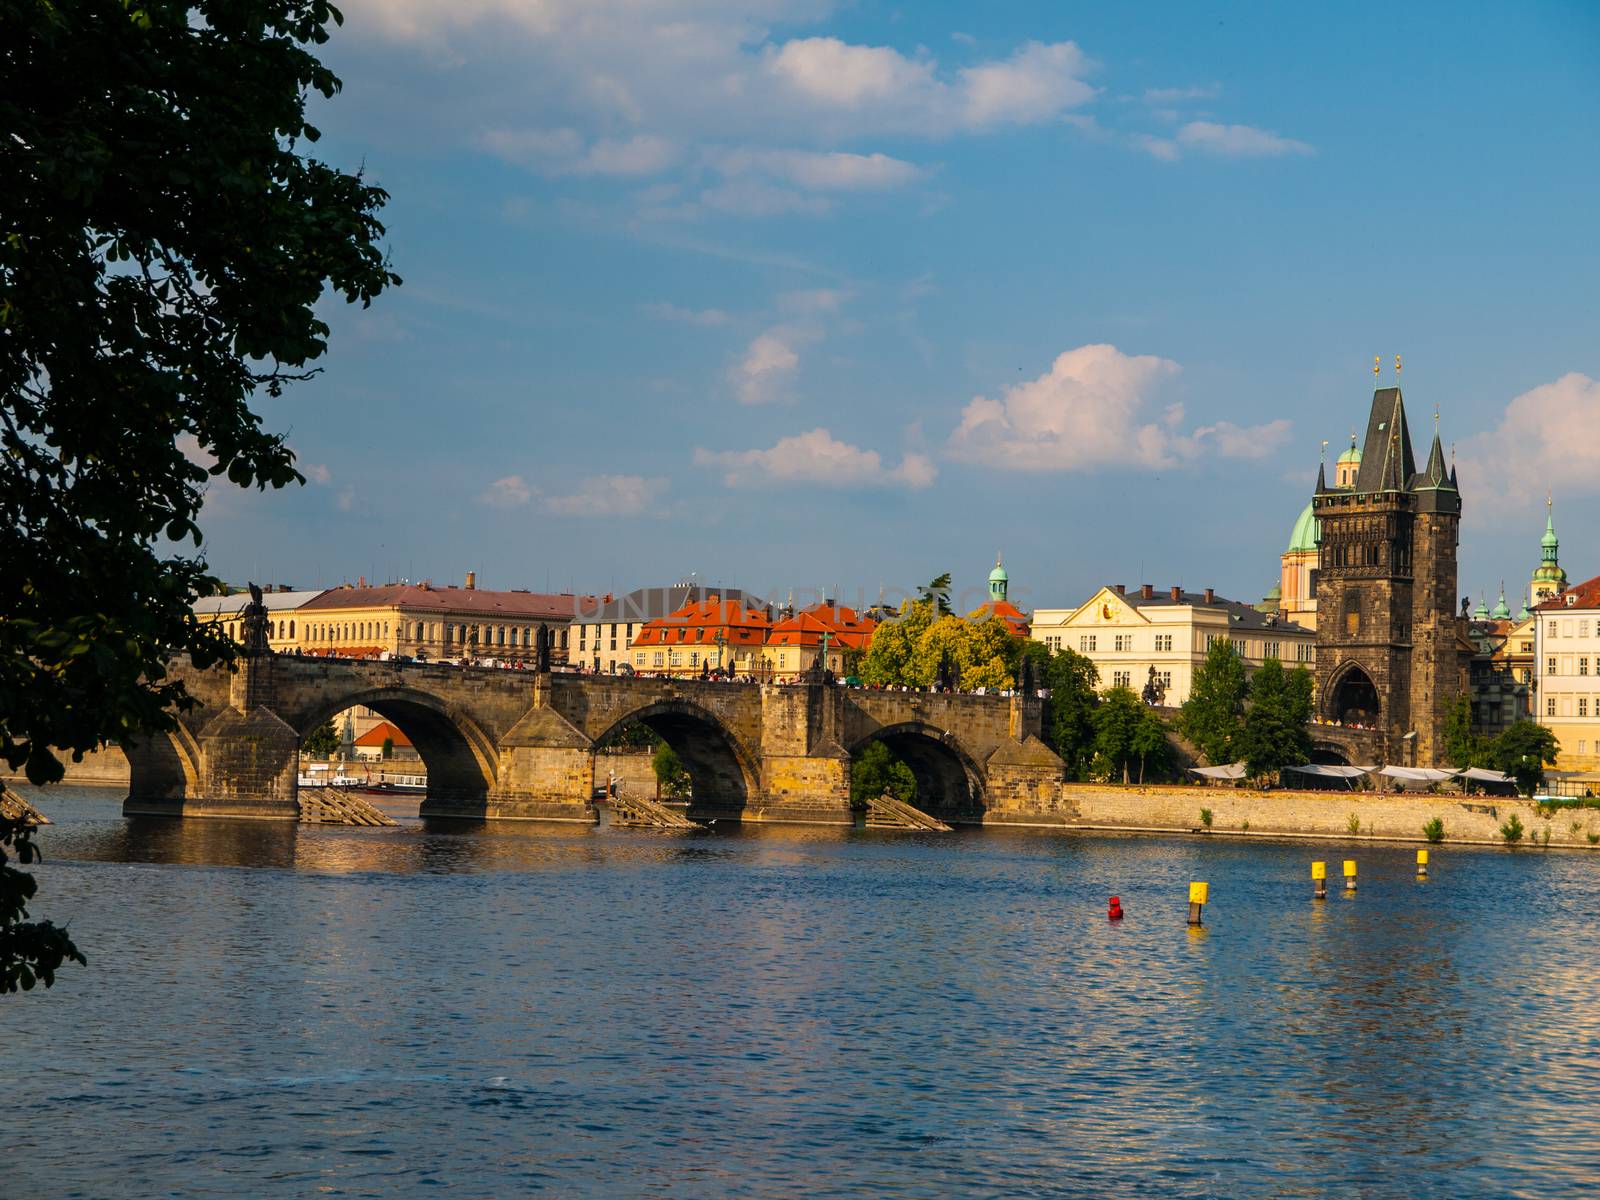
1093 687 1147 784
917 573 954 616
1 0 399 789
850 741 916 806
652 743 691 799
380 736 394 761
1238 658 1314 782
959 616 1020 691
1035 645 1100 779
860 598 937 686
1488 720 1560 798
1179 640 1249 765
1441 694 1490 769
1 816 85 993
1129 705 1172 784
303 721 339 758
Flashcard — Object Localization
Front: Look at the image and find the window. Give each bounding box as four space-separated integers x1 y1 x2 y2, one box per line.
635 652 645 665
652 651 664 667
1581 698 1589 718
1112 671 1130 688
1549 657 1558 675
1264 641 1280 659
1114 635 1132 652
1582 621 1591 638
1079 635 1096 652
689 652 700 667
1155 635 1173 652
1548 697 1558 717
1550 621 1558 637
1580 740 1588 755
1158 671 1172 690
669 652 681 667
1583 658 1590 677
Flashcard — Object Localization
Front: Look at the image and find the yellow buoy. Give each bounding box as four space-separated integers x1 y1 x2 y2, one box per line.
1312 860 1327 900
1343 859 1358 891
1416 848 1429 878
1187 881 1208 926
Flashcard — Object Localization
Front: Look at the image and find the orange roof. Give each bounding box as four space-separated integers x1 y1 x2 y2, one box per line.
1536 577 1600 611
354 721 413 748
633 595 774 647
968 600 1031 637
768 603 877 649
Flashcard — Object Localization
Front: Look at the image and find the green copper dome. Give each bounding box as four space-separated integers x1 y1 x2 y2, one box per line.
1286 501 1318 554
989 559 1008 584
1492 589 1511 620
1336 442 1363 467
1473 598 1490 620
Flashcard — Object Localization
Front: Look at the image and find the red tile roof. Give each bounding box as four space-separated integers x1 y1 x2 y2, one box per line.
354 721 413 748
1536 577 1600 611
968 599 1031 637
632 596 774 647
768 603 877 649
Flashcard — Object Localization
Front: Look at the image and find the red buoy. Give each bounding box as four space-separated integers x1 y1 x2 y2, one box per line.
1108 895 1124 920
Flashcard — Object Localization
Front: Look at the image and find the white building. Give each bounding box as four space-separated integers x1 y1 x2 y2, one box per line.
1031 584 1316 705
1534 573 1600 778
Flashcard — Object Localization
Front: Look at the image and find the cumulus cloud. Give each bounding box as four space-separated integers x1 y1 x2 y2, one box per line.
480 128 677 176
695 429 936 489
1175 121 1313 157
543 474 669 517
730 330 802 404
946 343 1291 471
477 474 534 508
1458 372 1600 514
959 41 1096 128
713 148 924 190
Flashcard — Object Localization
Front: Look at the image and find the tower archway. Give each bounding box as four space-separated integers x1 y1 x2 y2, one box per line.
1327 665 1380 728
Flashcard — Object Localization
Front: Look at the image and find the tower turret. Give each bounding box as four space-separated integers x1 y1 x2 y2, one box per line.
1530 496 1567 608
988 553 1009 603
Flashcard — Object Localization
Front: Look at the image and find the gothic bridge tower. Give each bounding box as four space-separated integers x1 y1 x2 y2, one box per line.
1312 379 1468 765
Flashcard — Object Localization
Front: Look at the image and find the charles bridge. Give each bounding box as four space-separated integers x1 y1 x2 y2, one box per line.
122 653 1067 826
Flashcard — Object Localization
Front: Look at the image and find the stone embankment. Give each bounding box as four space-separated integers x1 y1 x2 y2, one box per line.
1065 781 1600 849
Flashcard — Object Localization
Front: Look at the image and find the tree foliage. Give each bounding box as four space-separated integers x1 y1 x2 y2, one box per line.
917 573 954 616
1238 658 1314 782
1 0 399 785
1441 695 1490 769
1178 640 1250 765
1092 686 1170 783
1018 642 1101 779
302 720 339 758
1 815 85 993
1487 720 1560 798
860 600 1022 691
652 743 691 799
850 741 916 806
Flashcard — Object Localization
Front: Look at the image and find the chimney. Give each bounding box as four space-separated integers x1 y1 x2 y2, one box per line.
1170 585 1182 601
1114 584 1126 596
1140 584 1154 600
358 575 367 588
1204 587 1215 605
466 571 476 590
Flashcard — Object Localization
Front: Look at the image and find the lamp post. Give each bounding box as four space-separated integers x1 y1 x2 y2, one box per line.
714 629 728 677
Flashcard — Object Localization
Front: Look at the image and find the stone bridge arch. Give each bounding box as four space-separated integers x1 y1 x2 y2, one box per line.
287 685 499 810
847 721 986 823
590 698 761 821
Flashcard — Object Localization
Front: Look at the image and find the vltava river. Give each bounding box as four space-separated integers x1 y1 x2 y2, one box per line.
9 787 1600 1198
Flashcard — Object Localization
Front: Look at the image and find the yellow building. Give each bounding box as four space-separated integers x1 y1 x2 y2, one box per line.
574 583 763 674
193 587 325 652
1031 584 1316 705
297 575 590 662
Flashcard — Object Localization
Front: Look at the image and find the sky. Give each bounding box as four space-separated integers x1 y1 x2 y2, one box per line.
201 0 1600 617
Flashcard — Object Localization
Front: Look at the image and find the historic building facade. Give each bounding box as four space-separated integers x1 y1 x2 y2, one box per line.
1031 583 1314 705
1534 573 1600 779
1310 384 1468 764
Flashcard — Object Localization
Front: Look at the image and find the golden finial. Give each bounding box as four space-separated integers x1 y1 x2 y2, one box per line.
1395 354 1402 377
1320 438 1329 463
1373 355 1381 379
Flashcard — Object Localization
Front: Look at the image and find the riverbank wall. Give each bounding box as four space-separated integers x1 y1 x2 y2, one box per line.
1063 782 1600 849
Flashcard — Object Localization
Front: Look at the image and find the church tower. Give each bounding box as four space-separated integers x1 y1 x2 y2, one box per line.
1312 380 1467 765
1529 497 1567 610
989 553 1009 603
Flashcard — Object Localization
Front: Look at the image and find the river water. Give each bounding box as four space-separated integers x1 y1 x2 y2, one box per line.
8 786 1600 1198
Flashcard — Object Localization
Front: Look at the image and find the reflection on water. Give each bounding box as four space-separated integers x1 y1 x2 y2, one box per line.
10 785 1600 1198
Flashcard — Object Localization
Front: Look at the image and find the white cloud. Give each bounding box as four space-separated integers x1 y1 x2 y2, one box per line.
337 486 356 512
1176 121 1313 158
946 343 1291 471
959 41 1095 128
777 287 847 314
714 148 924 191
302 463 333 485
730 330 802 403
1458 372 1600 513
480 128 677 176
697 178 832 218
543 474 669 517
477 474 534 508
1131 133 1179 162
695 429 936 489
766 37 937 108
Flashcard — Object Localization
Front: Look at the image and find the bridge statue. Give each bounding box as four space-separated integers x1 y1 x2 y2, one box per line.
120 651 1068 829
240 582 271 657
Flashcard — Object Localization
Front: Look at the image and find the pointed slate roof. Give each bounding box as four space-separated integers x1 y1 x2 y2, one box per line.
1353 387 1417 493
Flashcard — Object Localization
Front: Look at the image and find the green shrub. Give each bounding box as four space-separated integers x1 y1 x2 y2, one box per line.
1240 818 1250 832
1347 812 1362 836
1199 807 1213 830
1500 813 1525 844
1588 832 1599 846
1423 817 1444 844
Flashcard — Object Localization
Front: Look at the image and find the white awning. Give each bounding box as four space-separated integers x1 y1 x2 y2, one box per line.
1284 764 1373 779
1458 767 1515 784
1378 766 1458 783
1189 762 1247 780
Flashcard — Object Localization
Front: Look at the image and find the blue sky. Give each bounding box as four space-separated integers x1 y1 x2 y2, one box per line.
204 0 1600 615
